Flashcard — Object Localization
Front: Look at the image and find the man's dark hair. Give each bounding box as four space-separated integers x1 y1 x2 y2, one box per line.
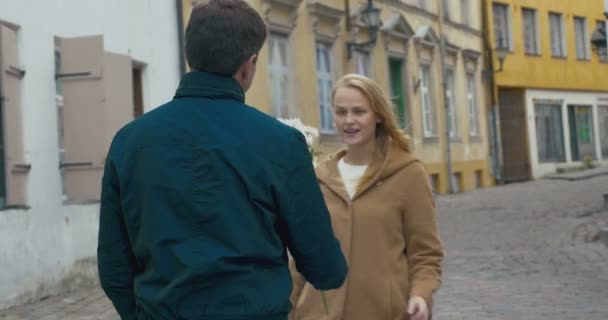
185 0 267 76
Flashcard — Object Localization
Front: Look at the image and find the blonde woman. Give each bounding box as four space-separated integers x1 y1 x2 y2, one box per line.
289 74 443 320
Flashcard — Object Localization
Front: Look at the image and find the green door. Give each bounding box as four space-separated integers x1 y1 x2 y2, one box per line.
389 58 406 128
568 105 595 161
0 94 6 207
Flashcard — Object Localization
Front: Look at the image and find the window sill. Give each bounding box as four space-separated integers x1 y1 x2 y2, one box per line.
0 205 31 211
62 200 100 206
551 55 568 60
423 136 440 144
576 58 592 62
524 52 542 57
540 160 567 164
469 135 483 143
449 136 463 143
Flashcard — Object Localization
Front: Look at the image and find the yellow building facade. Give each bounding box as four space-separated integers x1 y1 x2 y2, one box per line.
486 0 608 180
182 0 493 193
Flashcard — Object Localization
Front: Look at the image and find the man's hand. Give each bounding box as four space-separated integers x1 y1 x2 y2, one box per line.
407 295 429 320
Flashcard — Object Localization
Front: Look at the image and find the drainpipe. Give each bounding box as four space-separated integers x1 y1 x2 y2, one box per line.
437 0 454 193
481 0 503 183
176 0 187 76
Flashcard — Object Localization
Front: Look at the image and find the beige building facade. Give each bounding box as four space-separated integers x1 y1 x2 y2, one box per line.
182 0 493 193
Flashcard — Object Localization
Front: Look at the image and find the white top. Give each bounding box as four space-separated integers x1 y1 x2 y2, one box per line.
338 158 368 199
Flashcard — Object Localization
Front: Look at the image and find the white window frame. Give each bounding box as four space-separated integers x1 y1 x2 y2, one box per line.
268 33 293 118
466 73 479 136
316 42 334 133
574 16 590 60
493 2 513 50
445 69 458 138
550 12 567 58
522 8 540 55
420 64 435 137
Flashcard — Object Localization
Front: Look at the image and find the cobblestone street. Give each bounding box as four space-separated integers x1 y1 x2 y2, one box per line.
434 175 608 319
1 175 608 319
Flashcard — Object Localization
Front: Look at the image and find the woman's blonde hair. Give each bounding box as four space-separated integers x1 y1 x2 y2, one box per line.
331 74 412 193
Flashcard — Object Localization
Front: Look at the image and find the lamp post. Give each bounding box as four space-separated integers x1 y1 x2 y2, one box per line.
345 0 382 59
495 36 509 72
591 14 607 60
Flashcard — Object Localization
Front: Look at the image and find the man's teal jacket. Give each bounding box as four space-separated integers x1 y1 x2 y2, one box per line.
97 71 347 320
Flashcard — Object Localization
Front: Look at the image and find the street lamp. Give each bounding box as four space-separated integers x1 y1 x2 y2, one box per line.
346 0 382 59
591 18 607 60
495 36 509 73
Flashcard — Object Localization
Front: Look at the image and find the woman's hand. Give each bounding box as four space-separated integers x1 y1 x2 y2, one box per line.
407 295 429 320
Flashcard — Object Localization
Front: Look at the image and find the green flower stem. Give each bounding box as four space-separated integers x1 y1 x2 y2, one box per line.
320 291 329 315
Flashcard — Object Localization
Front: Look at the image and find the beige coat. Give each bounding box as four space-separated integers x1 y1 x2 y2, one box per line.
289 143 443 320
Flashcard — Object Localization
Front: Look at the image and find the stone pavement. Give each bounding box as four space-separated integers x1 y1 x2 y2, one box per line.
434 175 608 319
1 176 608 319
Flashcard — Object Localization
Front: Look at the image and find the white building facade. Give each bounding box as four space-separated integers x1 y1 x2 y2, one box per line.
0 0 181 308
525 89 608 179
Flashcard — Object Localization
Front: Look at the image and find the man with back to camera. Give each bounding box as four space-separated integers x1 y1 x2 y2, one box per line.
97 1 348 319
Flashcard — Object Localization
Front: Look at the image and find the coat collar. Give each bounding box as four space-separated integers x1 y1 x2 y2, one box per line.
174 71 245 103
316 140 419 203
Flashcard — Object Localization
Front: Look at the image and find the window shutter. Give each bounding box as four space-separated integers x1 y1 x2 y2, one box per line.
0 24 28 207
59 35 105 202
59 35 133 203
103 52 134 149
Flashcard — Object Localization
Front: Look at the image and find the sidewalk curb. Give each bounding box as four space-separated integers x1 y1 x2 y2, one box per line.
542 171 608 182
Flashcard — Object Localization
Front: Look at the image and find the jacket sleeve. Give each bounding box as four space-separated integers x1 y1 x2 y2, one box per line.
287 252 307 314
97 156 138 320
277 130 347 291
402 162 444 310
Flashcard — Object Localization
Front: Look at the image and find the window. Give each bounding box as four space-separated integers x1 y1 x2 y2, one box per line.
417 0 426 10
461 0 470 25
451 172 462 193
550 13 566 57
0 75 5 206
442 0 449 20
474 170 483 188
429 174 440 192
268 33 294 118
132 66 144 118
535 104 565 162
54 49 67 200
574 17 590 60
0 23 27 207
420 65 436 137
493 3 511 49
316 43 334 133
354 51 371 77
466 73 479 136
445 69 458 137
56 35 135 203
599 105 608 159
522 8 539 54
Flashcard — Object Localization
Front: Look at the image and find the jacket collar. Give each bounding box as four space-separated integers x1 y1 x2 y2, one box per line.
174 71 245 103
316 140 419 203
